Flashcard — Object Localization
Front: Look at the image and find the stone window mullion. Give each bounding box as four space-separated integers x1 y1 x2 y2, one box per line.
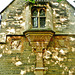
38 9 40 28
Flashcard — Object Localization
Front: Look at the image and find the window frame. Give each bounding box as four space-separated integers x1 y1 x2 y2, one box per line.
31 7 46 28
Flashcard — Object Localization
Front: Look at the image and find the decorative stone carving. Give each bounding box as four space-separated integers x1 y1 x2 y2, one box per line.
24 30 55 75
7 36 24 53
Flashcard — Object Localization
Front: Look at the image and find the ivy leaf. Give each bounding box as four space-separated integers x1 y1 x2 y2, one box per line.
57 0 63 2
29 0 35 3
25 0 35 3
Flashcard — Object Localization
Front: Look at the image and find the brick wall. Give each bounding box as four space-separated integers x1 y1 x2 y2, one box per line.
0 0 75 75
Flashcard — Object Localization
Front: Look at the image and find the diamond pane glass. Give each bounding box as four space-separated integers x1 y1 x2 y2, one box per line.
40 9 45 16
32 9 38 16
40 17 45 28
32 17 38 28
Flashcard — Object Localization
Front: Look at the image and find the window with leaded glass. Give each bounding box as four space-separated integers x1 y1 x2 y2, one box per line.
32 7 46 28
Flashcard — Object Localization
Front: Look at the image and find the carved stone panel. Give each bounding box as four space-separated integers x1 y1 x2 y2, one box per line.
7 36 24 53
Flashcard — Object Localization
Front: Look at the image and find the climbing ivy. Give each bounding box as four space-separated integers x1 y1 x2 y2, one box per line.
25 0 35 3
57 0 64 2
25 0 64 3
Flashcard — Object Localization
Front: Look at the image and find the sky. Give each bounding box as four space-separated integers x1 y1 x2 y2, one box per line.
0 0 75 13
67 0 75 7
0 0 13 13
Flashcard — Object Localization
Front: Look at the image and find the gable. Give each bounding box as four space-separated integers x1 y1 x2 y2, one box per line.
66 0 75 8
0 0 14 13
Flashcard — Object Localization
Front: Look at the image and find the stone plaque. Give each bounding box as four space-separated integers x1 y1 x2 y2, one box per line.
7 36 24 53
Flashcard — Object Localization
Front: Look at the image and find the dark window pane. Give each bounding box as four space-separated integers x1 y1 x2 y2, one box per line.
40 9 45 16
40 17 45 28
32 9 38 16
32 17 38 28
0 20 1 25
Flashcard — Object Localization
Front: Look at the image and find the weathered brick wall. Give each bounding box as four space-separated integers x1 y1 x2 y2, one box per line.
0 0 75 42
0 0 75 75
0 36 75 75
0 0 27 42
44 35 75 75
0 36 36 75
51 0 75 33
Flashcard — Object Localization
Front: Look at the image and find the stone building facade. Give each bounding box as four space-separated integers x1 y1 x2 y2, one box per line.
0 0 75 75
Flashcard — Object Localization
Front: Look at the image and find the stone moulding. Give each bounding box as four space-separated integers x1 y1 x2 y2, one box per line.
24 30 55 48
